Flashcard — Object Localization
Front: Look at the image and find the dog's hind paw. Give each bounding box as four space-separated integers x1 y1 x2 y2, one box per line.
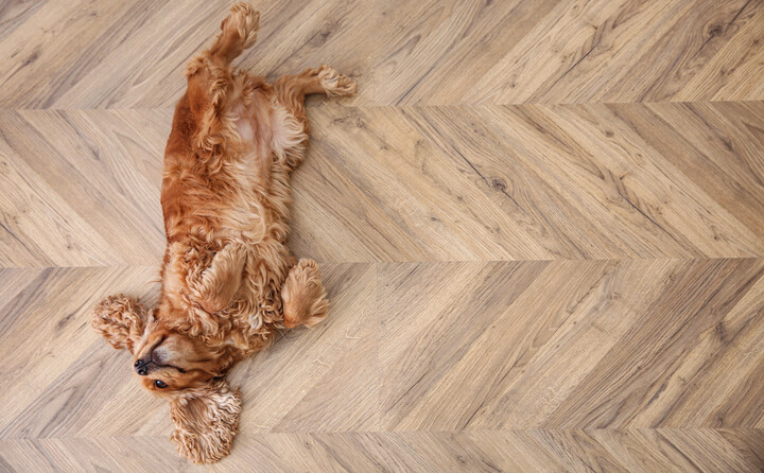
317 65 358 97
281 259 329 329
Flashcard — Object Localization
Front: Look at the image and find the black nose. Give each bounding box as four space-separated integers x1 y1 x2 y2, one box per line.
134 360 148 376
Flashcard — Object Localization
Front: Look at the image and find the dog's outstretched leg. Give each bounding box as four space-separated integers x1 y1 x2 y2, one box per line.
202 3 259 68
281 259 329 329
272 66 357 170
184 3 260 156
274 65 356 115
298 65 357 97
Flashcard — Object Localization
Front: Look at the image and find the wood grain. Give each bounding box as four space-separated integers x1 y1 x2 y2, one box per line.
1 0 763 471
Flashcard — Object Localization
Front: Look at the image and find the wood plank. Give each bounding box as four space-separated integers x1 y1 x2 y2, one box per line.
0 0 763 470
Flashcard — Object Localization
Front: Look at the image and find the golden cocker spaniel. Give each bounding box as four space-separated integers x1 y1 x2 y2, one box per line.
91 3 356 463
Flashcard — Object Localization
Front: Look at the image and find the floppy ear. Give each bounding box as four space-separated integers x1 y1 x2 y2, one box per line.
169 377 242 464
91 294 148 354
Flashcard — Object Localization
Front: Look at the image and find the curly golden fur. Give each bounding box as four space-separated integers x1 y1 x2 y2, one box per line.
91 3 356 464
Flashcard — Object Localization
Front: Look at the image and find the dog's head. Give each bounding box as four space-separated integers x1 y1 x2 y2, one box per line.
91 295 241 463
131 312 224 393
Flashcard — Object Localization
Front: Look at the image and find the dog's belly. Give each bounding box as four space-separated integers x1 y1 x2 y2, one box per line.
161 102 295 338
216 105 298 243
217 156 269 242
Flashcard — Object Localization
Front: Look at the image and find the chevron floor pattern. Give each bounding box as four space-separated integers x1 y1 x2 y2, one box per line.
1 0 764 471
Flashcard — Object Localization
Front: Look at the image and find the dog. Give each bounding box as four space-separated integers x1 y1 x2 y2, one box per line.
91 3 356 463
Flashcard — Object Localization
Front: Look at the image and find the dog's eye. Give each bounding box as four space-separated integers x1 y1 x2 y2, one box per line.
154 380 168 389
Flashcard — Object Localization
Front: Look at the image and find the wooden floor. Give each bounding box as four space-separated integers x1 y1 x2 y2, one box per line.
1 0 764 471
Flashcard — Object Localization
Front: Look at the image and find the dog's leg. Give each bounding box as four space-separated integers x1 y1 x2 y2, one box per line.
281 259 328 329
186 243 247 314
274 65 357 118
184 3 260 157
203 3 259 68
294 65 357 98
272 66 356 171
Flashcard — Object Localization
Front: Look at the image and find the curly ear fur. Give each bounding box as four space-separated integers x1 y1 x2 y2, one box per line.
91 295 148 354
169 378 242 464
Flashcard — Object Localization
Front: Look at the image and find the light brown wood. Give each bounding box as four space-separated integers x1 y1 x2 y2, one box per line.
1 0 764 471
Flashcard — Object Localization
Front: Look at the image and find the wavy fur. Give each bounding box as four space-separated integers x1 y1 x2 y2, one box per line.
91 3 355 464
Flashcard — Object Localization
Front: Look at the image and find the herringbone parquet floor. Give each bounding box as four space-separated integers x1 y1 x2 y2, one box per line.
1 0 764 471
